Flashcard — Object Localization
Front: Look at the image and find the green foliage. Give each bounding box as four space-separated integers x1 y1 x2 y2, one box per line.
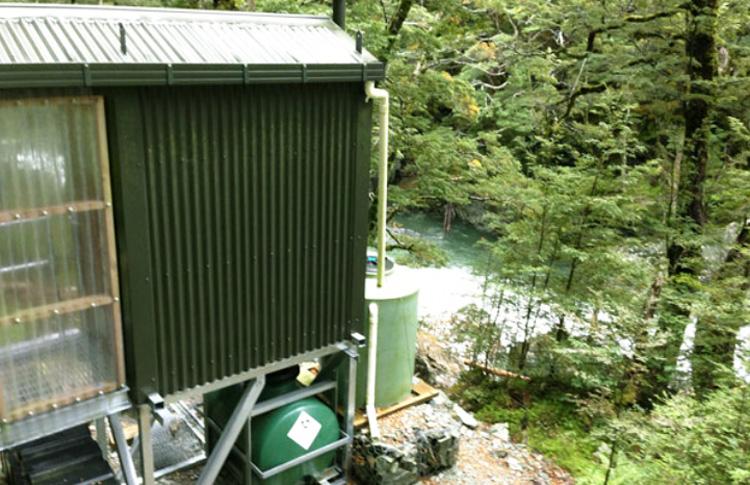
388 232 449 267
451 371 623 482
619 384 750 484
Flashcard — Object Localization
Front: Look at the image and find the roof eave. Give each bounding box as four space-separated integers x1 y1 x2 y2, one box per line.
0 62 386 88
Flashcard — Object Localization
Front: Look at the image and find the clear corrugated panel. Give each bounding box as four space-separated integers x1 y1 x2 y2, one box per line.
0 97 121 422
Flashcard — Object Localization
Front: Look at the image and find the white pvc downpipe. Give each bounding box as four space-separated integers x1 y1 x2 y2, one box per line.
364 81 389 439
366 303 380 439
364 81 389 288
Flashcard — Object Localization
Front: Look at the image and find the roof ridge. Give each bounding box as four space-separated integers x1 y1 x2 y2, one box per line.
0 4 336 31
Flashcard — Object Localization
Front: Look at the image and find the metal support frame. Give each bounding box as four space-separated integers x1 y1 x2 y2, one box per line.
203 384 354 483
130 342 359 484
197 344 359 485
138 404 155 485
0 388 130 451
95 417 108 457
197 376 266 485
110 413 138 485
242 346 358 482
344 346 358 476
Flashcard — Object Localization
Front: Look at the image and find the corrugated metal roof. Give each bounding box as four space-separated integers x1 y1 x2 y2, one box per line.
0 4 385 87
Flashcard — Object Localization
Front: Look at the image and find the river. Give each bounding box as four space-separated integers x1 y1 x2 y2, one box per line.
390 212 491 322
391 211 749 381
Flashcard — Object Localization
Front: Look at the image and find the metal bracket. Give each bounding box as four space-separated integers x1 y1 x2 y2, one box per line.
350 332 366 348
147 392 170 426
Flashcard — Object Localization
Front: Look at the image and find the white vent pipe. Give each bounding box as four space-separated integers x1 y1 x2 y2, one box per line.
366 303 380 439
364 81 389 439
364 81 389 288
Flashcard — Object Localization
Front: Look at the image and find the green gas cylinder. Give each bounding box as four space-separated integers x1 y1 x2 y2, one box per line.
204 367 340 485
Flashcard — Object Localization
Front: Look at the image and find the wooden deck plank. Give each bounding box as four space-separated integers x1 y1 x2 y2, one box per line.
354 379 439 428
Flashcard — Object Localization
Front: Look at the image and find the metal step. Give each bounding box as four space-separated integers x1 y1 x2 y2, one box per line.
5 425 116 485
315 466 346 485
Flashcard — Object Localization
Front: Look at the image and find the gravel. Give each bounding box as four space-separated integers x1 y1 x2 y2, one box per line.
353 391 573 485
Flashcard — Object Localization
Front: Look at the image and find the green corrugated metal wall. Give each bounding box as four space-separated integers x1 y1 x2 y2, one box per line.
107 83 371 401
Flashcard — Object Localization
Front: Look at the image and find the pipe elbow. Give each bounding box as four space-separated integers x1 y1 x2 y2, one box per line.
365 81 389 102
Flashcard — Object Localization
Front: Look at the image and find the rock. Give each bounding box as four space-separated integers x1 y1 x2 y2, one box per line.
431 391 452 409
507 456 524 472
353 435 419 485
489 422 510 442
416 331 461 388
452 404 479 429
416 429 460 476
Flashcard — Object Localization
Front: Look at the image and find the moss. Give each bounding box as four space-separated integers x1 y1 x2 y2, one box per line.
450 372 621 482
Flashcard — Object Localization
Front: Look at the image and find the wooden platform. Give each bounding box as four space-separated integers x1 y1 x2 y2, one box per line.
354 379 439 428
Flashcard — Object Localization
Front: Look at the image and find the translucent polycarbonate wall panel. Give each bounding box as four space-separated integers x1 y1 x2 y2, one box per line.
0 97 124 422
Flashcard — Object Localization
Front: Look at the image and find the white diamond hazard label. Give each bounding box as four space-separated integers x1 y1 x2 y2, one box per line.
286 410 322 450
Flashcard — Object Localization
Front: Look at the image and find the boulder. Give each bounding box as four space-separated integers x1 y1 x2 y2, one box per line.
416 429 460 476
452 404 479 429
353 435 419 485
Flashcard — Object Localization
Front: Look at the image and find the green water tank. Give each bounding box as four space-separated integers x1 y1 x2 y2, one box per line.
204 367 340 485
352 255 420 408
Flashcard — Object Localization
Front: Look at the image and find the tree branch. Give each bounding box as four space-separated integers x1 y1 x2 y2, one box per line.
561 83 607 119
587 7 686 52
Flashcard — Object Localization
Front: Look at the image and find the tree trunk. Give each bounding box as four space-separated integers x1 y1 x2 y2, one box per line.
388 0 414 36
555 173 598 342
638 0 717 406
515 207 550 371
442 203 455 233
385 0 415 52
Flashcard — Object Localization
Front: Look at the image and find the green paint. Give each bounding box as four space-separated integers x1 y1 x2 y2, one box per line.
205 372 340 484
340 272 419 408
107 84 372 402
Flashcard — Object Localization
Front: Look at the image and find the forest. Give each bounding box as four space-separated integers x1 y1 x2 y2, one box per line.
287 1 748 482
17 0 749 482
268 1 748 482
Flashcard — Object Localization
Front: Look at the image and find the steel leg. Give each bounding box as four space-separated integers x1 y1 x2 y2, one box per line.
95 418 108 457
245 411 253 485
138 404 156 485
110 413 139 485
344 347 358 477
197 376 266 485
